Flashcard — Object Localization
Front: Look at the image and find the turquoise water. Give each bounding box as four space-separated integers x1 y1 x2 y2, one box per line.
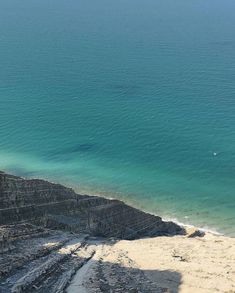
0 0 235 235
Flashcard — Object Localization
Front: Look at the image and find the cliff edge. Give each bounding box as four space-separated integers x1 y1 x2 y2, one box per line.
0 171 184 239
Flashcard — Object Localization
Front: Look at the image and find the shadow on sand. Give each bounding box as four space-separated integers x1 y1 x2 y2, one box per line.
66 254 182 293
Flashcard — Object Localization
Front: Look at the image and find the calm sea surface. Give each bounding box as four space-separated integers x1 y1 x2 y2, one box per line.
0 0 235 235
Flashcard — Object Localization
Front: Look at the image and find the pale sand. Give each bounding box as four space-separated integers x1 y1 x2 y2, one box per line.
67 233 235 293
115 233 235 293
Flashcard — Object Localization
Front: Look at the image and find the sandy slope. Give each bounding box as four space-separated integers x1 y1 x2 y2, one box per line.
114 233 235 293
67 233 235 293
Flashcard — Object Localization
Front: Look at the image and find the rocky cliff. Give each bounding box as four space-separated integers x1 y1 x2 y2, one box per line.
0 171 187 292
0 171 184 239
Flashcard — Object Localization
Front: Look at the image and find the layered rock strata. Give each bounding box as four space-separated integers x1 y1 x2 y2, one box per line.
0 171 186 292
0 171 184 239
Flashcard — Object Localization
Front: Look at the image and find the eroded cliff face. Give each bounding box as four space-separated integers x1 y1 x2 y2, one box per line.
0 171 186 292
0 171 184 239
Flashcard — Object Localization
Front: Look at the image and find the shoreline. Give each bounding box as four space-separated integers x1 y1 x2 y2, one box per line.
12 169 227 238
51 180 226 237
82 190 224 237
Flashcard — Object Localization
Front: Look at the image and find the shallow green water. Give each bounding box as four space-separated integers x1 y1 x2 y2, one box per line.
0 0 235 235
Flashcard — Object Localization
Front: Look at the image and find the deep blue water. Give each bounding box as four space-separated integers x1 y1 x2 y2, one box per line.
0 0 235 235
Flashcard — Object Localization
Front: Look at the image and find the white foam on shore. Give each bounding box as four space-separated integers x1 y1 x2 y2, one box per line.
161 216 223 236
131 204 224 236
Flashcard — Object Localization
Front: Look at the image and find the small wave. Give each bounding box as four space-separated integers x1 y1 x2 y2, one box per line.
162 216 223 236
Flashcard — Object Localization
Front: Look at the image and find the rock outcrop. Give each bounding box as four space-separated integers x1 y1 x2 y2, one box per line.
0 171 186 292
0 171 184 239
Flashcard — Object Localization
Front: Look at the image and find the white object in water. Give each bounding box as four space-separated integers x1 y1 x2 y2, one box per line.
213 152 217 156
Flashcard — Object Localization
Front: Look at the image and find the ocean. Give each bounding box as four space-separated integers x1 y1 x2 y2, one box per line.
0 0 235 235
